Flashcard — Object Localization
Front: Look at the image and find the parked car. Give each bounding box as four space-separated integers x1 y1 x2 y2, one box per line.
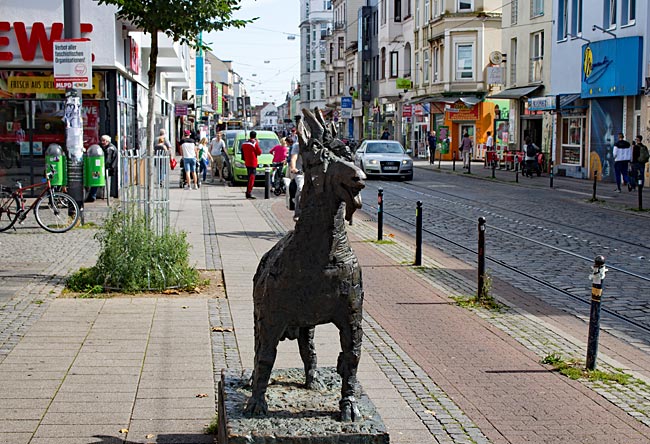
353 140 413 180
228 130 281 185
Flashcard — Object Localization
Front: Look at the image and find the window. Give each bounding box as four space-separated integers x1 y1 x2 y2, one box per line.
395 0 402 22
329 43 334 63
320 81 325 99
306 84 311 101
404 43 412 77
571 0 583 34
323 0 332 10
433 0 442 18
415 0 420 27
329 75 334 96
531 0 544 17
424 0 430 23
561 117 584 165
433 46 440 82
415 52 420 85
557 0 568 40
312 82 317 99
530 31 544 83
390 51 399 78
511 0 518 25
423 49 430 83
604 0 617 29
458 0 473 12
456 44 473 80
406 0 412 18
338 37 344 59
510 38 517 86
381 48 386 79
382 0 387 24
622 0 636 25
337 74 343 95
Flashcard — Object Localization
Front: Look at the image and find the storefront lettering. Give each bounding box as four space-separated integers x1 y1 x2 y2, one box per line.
0 22 93 62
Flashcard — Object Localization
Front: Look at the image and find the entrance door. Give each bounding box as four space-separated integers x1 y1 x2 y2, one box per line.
459 123 475 157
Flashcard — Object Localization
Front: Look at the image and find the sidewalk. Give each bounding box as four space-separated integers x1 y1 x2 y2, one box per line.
0 171 649 443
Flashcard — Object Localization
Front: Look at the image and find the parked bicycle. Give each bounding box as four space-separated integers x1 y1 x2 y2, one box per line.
0 166 80 233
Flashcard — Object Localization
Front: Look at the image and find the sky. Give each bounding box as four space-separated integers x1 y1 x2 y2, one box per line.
205 0 301 107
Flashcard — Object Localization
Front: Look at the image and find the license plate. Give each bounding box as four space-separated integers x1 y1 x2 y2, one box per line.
384 166 398 171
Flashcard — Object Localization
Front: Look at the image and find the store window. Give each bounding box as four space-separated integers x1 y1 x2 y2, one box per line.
561 117 585 165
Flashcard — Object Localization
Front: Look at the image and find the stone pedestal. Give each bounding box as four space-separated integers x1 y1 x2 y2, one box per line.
218 367 389 443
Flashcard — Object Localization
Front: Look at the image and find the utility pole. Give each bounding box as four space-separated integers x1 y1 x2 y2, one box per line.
63 0 84 218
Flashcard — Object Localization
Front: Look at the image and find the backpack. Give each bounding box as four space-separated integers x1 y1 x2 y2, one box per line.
639 144 649 163
526 144 537 157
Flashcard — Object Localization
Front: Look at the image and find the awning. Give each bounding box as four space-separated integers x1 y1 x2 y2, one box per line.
559 93 583 109
488 85 542 99
408 93 484 105
202 105 215 113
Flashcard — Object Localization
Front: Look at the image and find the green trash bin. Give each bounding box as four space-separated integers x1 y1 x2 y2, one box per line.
45 144 66 186
84 144 106 187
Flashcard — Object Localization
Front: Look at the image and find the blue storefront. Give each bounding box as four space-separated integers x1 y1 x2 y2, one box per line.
581 37 643 183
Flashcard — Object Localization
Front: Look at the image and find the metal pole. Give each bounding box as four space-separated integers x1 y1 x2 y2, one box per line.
549 160 554 188
377 188 384 241
452 151 456 171
586 255 607 371
414 201 422 266
515 159 519 183
491 158 496 179
63 0 84 222
638 176 644 211
466 153 471 174
264 165 270 199
478 217 486 300
592 171 598 201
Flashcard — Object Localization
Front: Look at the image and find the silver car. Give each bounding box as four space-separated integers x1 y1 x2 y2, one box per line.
353 140 413 180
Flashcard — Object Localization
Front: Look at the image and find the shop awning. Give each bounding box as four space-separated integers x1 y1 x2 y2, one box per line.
408 93 485 105
559 93 583 109
488 85 542 99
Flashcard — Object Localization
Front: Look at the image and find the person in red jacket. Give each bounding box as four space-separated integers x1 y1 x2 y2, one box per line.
241 131 261 199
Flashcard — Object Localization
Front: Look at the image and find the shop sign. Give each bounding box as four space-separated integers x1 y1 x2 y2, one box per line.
402 104 412 118
396 78 412 90
528 96 556 111
446 101 479 121
486 66 503 85
0 22 93 64
53 39 92 89
175 104 188 116
341 96 353 119
414 104 423 116
581 36 642 98
3 72 103 97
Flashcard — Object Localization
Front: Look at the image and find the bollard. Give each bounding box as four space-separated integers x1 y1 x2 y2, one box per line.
592 171 598 201
586 255 607 371
414 201 422 266
466 155 472 174
549 160 554 188
452 151 456 171
264 165 271 199
638 177 644 211
377 188 384 241
515 159 519 183
477 217 487 300
438 150 442 169
491 158 496 179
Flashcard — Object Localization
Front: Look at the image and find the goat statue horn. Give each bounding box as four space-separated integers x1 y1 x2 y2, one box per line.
297 117 310 152
302 107 324 142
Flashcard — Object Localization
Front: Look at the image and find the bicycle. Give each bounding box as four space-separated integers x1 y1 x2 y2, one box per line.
271 161 287 196
0 166 80 233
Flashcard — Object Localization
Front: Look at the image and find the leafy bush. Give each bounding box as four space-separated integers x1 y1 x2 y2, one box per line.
67 211 199 292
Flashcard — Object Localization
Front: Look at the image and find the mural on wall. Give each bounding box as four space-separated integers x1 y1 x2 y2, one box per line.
589 97 623 183
542 113 554 155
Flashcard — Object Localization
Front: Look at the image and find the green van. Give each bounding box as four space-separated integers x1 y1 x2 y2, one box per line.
229 130 281 184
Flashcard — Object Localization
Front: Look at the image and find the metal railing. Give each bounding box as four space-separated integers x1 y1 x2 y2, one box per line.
119 151 170 235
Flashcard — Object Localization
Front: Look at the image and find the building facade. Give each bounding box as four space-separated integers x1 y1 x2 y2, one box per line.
300 0 334 111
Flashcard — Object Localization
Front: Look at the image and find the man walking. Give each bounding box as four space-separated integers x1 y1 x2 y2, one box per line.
629 135 649 191
241 131 261 199
612 133 632 193
209 131 226 183
180 130 198 189
460 132 473 169
428 130 437 165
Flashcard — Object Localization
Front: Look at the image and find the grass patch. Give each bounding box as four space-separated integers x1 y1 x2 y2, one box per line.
452 294 503 311
78 221 99 229
541 354 633 385
629 207 650 213
363 239 396 245
33 300 44 305
66 210 201 293
205 415 218 434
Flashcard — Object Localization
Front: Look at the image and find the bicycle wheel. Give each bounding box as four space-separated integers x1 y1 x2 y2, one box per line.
0 189 20 232
34 192 80 233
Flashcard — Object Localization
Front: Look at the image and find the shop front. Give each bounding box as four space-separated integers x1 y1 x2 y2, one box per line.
441 100 493 161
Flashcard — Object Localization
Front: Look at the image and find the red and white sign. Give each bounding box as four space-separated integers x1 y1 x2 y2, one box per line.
402 104 412 118
414 104 424 116
53 38 92 89
129 37 140 74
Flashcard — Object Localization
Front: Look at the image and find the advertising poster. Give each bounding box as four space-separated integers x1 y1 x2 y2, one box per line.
589 97 623 182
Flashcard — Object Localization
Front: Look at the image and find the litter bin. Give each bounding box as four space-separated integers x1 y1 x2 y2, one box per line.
45 143 66 186
83 144 105 187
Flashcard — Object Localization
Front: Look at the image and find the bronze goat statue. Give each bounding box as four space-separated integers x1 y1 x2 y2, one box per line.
244 107 366 421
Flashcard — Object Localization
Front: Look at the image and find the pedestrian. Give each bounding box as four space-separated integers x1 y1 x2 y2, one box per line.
209 131 226 183
180 129 199 189
629 135 649 191
380 128 390 140
428 130 437 165
198 137 213 183
270 137 289 164
86 135 117 202
154 135 170 185
289 137 304 222
241 130 261 199
485 130 496 168
612 133 632 193
523 136 540 178
459 132 473 168
159 128 173 152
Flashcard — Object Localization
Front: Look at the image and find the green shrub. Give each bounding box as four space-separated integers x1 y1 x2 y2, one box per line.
67 211 200 292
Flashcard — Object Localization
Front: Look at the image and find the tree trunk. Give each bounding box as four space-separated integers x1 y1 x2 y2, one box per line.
146 29 158 223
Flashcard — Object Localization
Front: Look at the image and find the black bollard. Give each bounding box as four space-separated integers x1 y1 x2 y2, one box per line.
549 160 554 188
639 177 644 211
592 171 598 201
377 188 384 241
466 155 472 174
438 149 442 169
415 201 422 266
491 158 496 179
586 255 607 371
478 217 486 300
452 151 456 171
515 159 519 183
264 165 270 199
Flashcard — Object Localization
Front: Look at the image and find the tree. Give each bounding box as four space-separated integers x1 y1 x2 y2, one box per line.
95 0 251 214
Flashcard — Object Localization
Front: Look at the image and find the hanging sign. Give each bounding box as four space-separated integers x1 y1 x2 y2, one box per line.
53 38 92 89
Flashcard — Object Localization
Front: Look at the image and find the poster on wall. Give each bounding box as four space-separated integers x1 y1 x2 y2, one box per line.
589 97 623 182
83 101 100 147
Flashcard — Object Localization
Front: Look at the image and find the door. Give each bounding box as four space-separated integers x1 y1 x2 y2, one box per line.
459 123 475 158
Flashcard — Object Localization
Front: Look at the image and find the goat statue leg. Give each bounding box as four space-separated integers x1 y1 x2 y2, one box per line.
335 287 363 422
245 318 284 417
298 326 323 389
